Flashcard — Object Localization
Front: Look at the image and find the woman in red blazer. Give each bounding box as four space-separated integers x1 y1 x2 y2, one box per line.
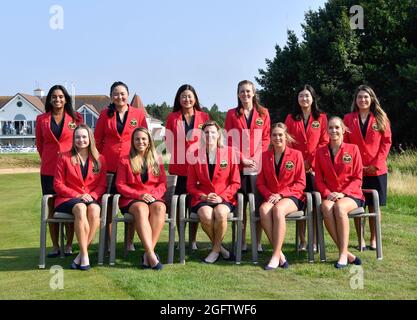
94 81 148 251
36 85 83 257
187 121 241 263
315 117 364 268
224 80 271 253
344 85 392 250
116 127 166 270
257 123 306 270
54 124 107 270
285 84 329 250
165 84 210 250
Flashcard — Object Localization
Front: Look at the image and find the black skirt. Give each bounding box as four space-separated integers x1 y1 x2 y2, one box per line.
363 174 387 206
191 201 235 214
55 198 99 214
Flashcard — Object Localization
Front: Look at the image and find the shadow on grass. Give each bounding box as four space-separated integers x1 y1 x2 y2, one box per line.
0 242 174 272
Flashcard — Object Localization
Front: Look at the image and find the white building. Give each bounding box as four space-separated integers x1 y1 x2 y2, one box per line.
0 90 165 148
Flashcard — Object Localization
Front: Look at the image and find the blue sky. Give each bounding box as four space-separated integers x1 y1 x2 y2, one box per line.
0 0 326 111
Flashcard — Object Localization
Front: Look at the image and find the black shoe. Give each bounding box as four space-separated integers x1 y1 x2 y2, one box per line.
334 262 348 269
349 256 362 265
79 264 91 271
47 250 60 258
368 245 377 251
279 260 289 269
70 261 80 270
264 264 278 271
151 262 163 271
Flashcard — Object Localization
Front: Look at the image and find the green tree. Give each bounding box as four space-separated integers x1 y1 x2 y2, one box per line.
257 0 417 146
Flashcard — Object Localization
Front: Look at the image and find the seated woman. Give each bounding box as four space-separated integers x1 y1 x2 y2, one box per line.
116 127 166 270
257 123 306 270
315 116 364 268
187 120 241 263
54 124 107 271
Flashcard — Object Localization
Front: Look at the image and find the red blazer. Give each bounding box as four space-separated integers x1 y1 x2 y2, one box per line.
343 112 392 176
94 105 147 173
115 156 167 209
165 110 210 176
257 147 306 202
285 113 329 169
54 152 107 209
225 107 271 169
35 112 83 176
187 146 241 207
315 143 364 200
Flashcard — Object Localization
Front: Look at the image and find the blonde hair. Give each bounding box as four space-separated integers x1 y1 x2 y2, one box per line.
71 124 101 172
351 85 389 132
201 120 224 148
129 127 160 176
270 122 295 148
327 116 348 134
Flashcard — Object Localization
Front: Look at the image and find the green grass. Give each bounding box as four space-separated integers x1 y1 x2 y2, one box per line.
0 173 416 300
388 150 417 175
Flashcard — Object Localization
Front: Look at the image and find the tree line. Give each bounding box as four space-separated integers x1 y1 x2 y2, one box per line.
256 0 417 149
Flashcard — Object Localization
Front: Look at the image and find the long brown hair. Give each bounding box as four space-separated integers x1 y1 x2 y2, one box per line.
236 80 267 116
70 124 101 172
129 127 160 176
351 85 389 132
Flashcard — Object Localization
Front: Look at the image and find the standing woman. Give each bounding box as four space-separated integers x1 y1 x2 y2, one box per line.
165 84 210 250
54 124 107 270
225 80 271 253
315 117 364 268
285 84 329 250
187 121 241 263
257 123 306 270
116 127 166 270
36 85 83 257
94 81 148 251
344 85 392 250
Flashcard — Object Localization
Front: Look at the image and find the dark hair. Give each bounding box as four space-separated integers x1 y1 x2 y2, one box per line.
45 85 77 120
107 81 130 117
172 84 202 112
291 84 324 121
236 80 266 116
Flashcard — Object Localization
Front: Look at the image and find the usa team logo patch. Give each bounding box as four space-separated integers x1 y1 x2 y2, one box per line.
198 123 203 129
311 121 320 129
371 122 379 131
342 153 352 164
68 121 76 130
92 166 100 175
256 118 264 126
220 160 228 169
130 119 138 127
285 161 295 171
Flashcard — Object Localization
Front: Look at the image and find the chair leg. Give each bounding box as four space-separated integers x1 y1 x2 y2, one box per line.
360 218 366 252
248 194 258 264
179 219 186 264
235 220 242 264
39 219 47 269
167 219 175 264
97 216 106 266
59 223 65 259
307 216 314 263
295 221 299 255
109 219 118 266
375 214 383 260
316 210 326 262
123 222 129 258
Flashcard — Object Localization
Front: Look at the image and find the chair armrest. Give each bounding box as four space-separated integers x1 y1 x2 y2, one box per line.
112 194 121 219
41 194 56 220
100 193 110 225
169 194 179 220
179 193 188 220
362 189 380 211
236 192 244 220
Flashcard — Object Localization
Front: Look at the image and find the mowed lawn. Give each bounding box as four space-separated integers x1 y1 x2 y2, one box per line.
0 172 416 300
